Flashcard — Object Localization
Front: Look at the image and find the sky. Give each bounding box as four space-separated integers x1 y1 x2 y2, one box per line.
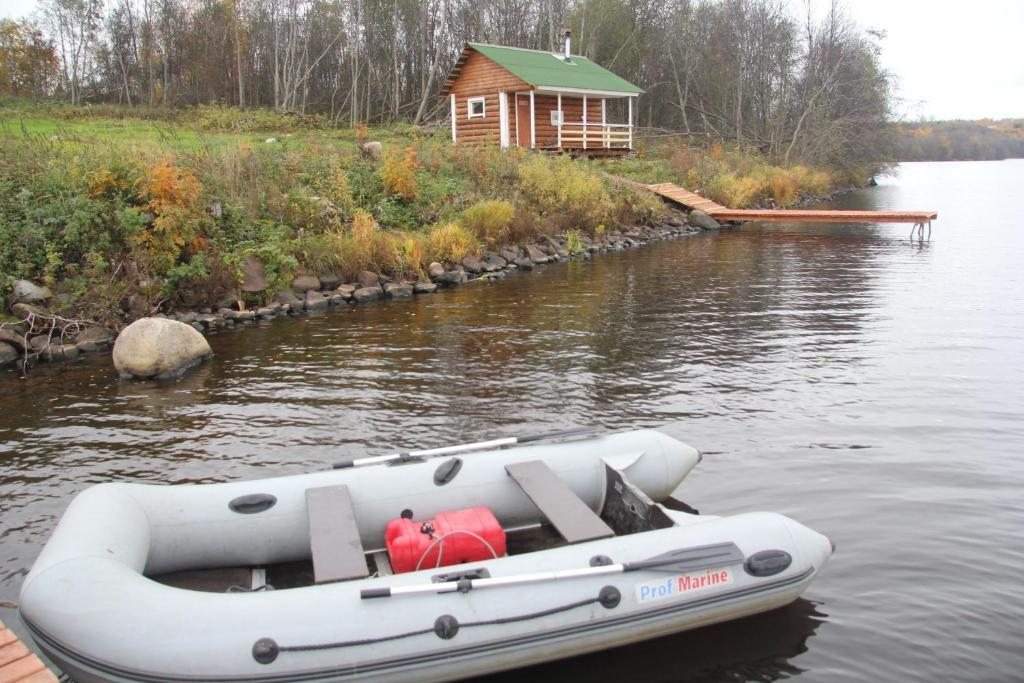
2 0 1022 121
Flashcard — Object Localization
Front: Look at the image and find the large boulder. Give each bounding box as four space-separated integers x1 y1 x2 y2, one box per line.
9 280 53 306
241 256 269 293
112 317 213 380
0 341 18 367
361 141 383 161
291 274 321 293
689 209 721 230
356 270 380 288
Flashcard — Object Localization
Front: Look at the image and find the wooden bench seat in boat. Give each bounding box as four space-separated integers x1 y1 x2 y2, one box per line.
505 460 614 544
306 485 369 583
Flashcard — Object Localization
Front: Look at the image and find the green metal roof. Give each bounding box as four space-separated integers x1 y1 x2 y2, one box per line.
467 43 643 95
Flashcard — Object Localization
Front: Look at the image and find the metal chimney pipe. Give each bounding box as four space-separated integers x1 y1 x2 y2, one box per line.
563 29 572 61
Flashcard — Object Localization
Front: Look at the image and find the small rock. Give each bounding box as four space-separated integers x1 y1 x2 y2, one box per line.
42 344 79 362
484 254 508 271
197 314 221 329
255 306 277 318
29 336 51 353
384 282 414 298
667 216 684 227
11 302 53 323
361 141 383 161
352 286 383 303
0 341 18 366
461 254 486 274
241 256 269 293
515 257 535 270
275 291 302 306
335 284 356 300
357 271 380 288
112 317 212 380
177 311 198 324
329 294 347 305
434 269 467 287
414 282 438 294
305 290 329 310
10 280 54 306
689 210 721 230
319 274 342 290
499 247 519 263
525 244 550 264
292 274 321 292
0 328 29 352
428 262 446 279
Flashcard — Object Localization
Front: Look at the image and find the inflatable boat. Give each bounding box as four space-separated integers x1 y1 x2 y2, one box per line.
19 428 832 682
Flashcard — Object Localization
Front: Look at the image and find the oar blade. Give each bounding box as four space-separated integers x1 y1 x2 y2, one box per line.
625 542 744 573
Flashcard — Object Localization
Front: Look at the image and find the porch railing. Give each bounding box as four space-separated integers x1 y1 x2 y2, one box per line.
558 122 632 150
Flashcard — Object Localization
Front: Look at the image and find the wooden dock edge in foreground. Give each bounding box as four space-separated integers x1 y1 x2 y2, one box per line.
0 619 58 683
645 182 936 236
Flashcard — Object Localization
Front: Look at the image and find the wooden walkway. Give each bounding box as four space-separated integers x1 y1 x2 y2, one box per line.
646 182 937 237
0 619 58 683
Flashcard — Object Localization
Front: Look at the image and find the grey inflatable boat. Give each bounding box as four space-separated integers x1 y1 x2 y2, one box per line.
19 428 832 682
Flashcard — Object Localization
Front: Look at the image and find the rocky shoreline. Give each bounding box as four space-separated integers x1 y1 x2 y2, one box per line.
1 211 706 377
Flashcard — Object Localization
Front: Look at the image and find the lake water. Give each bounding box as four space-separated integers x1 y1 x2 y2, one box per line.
2 160 1023 681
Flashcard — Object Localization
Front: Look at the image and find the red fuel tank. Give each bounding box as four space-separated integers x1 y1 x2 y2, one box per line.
385 507 506 574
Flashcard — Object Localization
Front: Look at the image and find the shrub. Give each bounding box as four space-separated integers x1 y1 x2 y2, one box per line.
461 199 514 247
517 155 613 234
424 223 479 264
565 229 585 254
380 146 420 202
321 209 403 277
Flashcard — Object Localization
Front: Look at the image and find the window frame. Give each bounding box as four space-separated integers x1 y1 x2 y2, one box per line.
467 96 486 119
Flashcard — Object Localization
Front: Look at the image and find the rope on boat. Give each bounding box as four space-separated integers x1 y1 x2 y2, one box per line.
253 585 621 664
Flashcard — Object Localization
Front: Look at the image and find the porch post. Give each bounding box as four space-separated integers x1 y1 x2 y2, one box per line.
450 94 456 143
582 95 588 149
557 93 562 148
601 98 607 147
498 91 509 149
628 96 633 150
529 90 536 149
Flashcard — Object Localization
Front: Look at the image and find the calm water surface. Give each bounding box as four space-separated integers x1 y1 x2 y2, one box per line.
2 161 1023 681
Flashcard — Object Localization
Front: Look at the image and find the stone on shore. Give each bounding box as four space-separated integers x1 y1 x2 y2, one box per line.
335 284 356 300
112 317 213 380
515 257 535 270
352 286 383 303
275 290 302 306
318 274 342 290
75 325 116 351
689 209 721 230
526 244 550 264
241 256 269 293
461 254 486 274
356 271 380 288
499 247 519 263
0 328 28 352
434 269 467 287
384 282 414 298
484 254 507 271
427 262 445 279
0 341 18 366
414 281 438 294
291 274 321 292
304 290 329 310
9 280 53 306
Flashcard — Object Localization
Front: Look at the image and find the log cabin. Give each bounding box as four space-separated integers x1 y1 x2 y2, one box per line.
440 32 643 156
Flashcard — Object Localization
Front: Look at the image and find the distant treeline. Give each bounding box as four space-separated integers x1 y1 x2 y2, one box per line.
896 120 1024 161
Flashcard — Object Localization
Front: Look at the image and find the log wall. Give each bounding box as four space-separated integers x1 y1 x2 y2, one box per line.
450 51 528 147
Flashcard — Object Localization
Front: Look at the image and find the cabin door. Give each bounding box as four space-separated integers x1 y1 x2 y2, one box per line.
516 95 532 148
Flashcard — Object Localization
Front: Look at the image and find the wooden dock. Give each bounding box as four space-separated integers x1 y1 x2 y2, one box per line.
646 182 937 237
0 619 57 683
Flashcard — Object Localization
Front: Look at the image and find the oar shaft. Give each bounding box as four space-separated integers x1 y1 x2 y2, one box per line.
335 427 597 469
362 564 625 599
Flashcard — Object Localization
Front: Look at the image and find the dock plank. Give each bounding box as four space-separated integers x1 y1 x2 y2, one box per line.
0 621 57 683
645 182 936 224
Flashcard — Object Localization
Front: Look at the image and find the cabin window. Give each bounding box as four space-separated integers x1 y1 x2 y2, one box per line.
550 110 563 126
467 97 486 119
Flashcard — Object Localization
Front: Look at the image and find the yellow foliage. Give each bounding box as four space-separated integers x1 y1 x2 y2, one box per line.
425 223 479 264
461 199 515 247
517 156 613 234
380 146 420 202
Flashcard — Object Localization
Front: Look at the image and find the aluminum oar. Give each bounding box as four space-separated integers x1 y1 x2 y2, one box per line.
360 542 745 599
332 426 599 469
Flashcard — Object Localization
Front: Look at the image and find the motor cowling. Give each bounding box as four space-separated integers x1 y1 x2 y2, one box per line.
385 507 506 574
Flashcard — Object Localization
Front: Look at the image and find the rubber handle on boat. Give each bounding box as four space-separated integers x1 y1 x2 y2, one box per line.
332 459 355 469
361 588 392 599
